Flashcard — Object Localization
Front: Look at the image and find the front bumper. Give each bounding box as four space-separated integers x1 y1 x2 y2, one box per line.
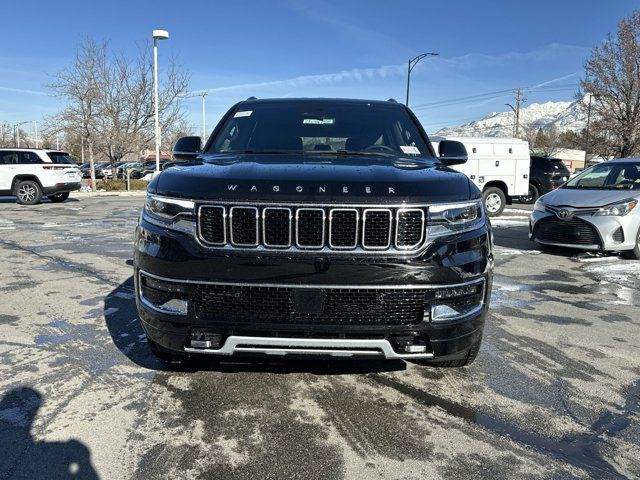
134 217 493 360
530 210 639 251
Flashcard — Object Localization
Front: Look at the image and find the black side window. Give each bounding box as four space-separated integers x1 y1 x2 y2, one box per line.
19 152 45 164
0 151 19 165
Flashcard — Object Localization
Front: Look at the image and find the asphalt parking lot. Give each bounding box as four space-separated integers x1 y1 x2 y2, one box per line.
1 194 639 479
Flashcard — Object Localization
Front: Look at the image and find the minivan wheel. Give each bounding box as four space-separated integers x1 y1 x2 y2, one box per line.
483 187 506 217
621 228 640 260
16 180 43 205
518 184 539 204
47 192 70 203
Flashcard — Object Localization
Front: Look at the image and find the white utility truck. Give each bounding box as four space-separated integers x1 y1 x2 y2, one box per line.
431 136 531 217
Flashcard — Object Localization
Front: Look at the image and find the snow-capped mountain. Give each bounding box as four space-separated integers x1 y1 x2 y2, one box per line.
434 99 588 137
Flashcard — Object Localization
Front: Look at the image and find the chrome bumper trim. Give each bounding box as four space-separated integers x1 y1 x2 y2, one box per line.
138 269 486 291
183 336 434 359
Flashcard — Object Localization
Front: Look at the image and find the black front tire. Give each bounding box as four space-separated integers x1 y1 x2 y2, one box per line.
518 184 539 204
47 192 70 203
15 180 43 205
483 187 506 217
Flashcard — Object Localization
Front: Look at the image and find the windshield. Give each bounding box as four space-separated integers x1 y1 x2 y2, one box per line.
208 101 433 158
565 162 640 190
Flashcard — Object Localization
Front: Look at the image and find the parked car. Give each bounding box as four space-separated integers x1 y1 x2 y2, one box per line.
80 161 110 179
117 161 144 179
129 161 157 180
0 148 82 204
530 158 640 259
135 97 493 367
431 136 531 217
519 156 571 204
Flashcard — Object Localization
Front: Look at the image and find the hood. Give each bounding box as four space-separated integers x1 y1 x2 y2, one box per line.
542 187 640 208
151 153 474 203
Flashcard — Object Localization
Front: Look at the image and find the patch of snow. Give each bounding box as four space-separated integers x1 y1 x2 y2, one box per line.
495 247 541 256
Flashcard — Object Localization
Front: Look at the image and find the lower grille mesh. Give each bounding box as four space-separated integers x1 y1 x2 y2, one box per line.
196 285 427 325
534 217 600 246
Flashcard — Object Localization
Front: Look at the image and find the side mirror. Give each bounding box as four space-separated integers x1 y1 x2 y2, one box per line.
438 140 468 165
173 136 202 160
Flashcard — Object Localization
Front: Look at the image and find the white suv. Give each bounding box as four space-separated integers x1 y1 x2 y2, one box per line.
0 149 82 205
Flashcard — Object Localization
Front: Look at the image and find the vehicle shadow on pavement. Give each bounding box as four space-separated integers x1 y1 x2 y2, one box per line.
0 196 80 204
104 276 407 375
0 387 98 479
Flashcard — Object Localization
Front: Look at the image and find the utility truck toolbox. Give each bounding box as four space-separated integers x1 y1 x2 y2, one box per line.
134 98 493 367
431 136 531 216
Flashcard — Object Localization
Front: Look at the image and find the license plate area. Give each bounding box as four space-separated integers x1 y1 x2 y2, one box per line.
293 289 325 314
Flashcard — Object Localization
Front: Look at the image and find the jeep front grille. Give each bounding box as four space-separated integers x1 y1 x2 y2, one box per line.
198 203 428 254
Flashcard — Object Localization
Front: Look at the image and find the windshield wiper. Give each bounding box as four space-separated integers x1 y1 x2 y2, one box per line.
306 149 396 157
225 150 298 155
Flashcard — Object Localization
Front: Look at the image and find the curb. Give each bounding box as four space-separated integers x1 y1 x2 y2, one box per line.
70 191 147 197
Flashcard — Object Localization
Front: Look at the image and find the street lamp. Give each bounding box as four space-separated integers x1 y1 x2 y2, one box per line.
405 52 439 106
153 29 169 173
201 91 208 144
584 93 600 167
14 121 30 148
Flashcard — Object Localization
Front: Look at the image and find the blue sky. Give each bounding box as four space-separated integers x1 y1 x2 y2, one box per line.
1 0 637 135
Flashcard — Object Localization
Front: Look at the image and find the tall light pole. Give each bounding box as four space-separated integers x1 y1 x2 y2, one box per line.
584 93 599 167
14 121 29 148
405 52 439 106
201 91 208 144
153 29 169 173
33 121 38 148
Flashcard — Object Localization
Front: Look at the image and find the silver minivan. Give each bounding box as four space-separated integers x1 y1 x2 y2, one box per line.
530 158 640 259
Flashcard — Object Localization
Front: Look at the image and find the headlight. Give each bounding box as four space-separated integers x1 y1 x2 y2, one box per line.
533 198 546 212
594 199 638 217
142 194 196 233
427 200 484 238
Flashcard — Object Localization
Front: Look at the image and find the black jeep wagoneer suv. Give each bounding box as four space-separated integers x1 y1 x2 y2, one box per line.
134 98 493 367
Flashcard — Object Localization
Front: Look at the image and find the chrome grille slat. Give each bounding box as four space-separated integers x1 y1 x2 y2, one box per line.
329 208 359 249
362 209 392 249
296 208 325 249
395 209 425 249
229 206 259 246
197 203 428 254
263 207 292 248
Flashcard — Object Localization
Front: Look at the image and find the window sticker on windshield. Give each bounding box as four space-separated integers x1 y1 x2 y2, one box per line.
400 145 420 155
303 118 335 125
234 110 252 118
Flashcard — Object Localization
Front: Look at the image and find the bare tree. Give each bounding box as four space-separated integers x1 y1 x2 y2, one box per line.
95 45 189 173
534 127 564 157
521 125 563 157
580 10 640 158
50 39 106 190
49 38 190 186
